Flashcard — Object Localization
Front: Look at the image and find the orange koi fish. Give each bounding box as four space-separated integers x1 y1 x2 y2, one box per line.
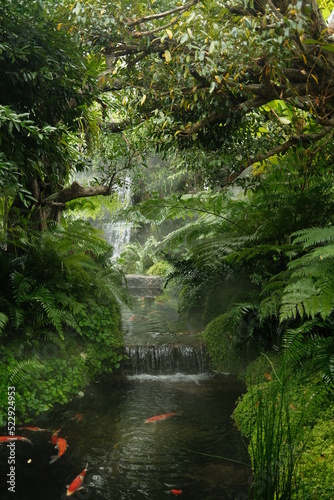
0 435 32 444
19 426 48 432
66 463 88 497
49 437 68 464
50 428 62 445
163 487 183 496
145 412 177 423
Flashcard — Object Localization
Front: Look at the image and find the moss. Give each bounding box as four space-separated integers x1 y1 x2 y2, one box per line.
203 314 249 375
294 405 334 498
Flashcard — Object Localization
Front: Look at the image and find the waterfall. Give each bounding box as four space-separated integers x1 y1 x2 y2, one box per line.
121 344 210 375
102 177 132 259
72 168 132 259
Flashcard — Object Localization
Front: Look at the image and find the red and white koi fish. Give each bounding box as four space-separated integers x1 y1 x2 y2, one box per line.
0 435 32 444
145 412 177 423
18 426 48 432
50 428 62 445
49 437 68 464
66 463 88 496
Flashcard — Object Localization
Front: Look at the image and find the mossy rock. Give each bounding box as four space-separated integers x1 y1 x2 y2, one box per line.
203 314 250 375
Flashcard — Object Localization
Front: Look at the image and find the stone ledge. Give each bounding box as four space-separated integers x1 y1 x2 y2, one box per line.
124 274 163 292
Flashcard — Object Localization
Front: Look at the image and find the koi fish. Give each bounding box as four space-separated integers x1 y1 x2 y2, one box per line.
18 426 48 432
66 463 88 496
0 435 32 444
70 413 83 422
49 437 68 464
163 488 183 496
50 428 62 445
145 412 177 423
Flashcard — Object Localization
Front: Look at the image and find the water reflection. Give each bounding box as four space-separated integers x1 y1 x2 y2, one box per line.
0 290 251 499
0 374 250 499
121 295 204 346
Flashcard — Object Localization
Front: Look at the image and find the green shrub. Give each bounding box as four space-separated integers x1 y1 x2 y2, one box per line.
203 303 259 375
147 260 172 276
0 221 125 425
233 355 333 499
294 404 334 499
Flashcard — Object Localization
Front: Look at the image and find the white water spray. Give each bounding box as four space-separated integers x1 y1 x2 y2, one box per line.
103 177 132 259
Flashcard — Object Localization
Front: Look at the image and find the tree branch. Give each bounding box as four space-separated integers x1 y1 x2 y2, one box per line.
178 97 268 137
131 17 181 38
225 126 333 185
127 0 199 27
248 126 332 167
44 181 114 206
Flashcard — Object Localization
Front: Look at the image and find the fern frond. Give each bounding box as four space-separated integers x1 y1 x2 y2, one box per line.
289 249 334 272
38 330 64 347
24 288 64 338
0 312 8 332
280 277 334 321
282 320 323 363
280 279 316 320
9 359 45 384
259 293 282 321
292 226 334 248
10 271 33 304
7 303 25 329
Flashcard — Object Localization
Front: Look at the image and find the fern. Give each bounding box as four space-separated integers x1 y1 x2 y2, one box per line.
0 312 8 333
9 359 45 384
292 226 334 248
10 271 34 304
259 293 282 321
282 320 323 364
278 229 334 321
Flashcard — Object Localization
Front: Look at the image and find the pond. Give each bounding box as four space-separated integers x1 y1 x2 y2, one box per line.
0 289 251 499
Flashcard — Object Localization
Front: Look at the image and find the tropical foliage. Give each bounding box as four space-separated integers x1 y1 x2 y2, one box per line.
233 355 332 499
2 0 334 496
0 221 125 425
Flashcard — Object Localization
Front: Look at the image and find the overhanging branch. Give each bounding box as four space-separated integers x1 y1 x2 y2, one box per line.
131 17 181 38
246 126 333 167
44 181 114 206
127 0 199 27
225 126 333 185
178 96 268 137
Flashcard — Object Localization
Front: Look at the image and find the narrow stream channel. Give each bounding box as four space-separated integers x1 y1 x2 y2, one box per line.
0 284 251 499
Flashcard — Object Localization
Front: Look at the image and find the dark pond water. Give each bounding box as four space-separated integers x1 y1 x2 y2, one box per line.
0 291 251 500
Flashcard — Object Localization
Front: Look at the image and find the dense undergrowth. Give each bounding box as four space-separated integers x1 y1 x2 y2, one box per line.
233 355 334 498
0 220 126 426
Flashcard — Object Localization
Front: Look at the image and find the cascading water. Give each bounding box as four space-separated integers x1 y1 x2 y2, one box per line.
102 176 132 259
122 344 210 375
73 169 132 259
1 273 251 500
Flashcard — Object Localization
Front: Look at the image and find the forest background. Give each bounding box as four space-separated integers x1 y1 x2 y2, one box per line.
1 0 334 497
